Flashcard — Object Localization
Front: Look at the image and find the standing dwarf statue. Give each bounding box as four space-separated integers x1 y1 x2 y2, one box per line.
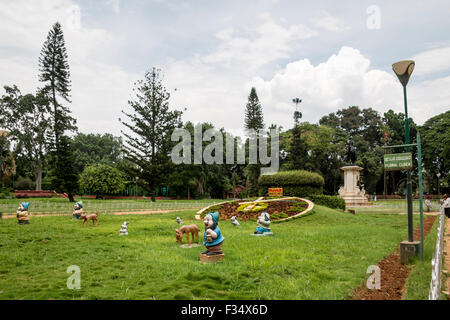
72 201 84 220
17 202 30 225
201 211 224 256
254 212 272 235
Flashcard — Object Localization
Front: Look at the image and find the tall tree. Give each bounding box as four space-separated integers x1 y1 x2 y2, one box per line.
120 68 183 201
287 98 307 170
39 22 76 146
0 85 51 190
244 87 265 196
38 22 77 200
51 135 78 201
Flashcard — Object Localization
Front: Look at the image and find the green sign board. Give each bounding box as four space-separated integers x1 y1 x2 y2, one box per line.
384 152 413 171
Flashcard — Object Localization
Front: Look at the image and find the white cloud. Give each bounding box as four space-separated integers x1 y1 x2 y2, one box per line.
311 12 350 32
250 47 402 127
412 46 450 76
202 13 317 73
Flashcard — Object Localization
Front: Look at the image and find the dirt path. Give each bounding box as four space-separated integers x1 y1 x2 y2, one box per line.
350 215 437 300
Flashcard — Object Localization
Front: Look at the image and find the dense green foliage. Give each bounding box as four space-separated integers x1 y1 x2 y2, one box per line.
72 133 123 173
258 170 324 197
308 194 346 211
78 164 126 197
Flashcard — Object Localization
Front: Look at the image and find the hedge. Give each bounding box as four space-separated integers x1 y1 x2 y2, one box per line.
258 170 324 197
308 194 346 211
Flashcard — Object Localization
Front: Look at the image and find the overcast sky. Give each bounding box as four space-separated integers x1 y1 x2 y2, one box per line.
1 0 449 138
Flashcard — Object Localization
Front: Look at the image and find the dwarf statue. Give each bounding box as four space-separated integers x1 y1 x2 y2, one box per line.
254 212 271 235
73 201 84 220
16 202 30 225
202 211 225 256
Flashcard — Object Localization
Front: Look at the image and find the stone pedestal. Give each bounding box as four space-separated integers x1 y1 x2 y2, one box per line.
338 165 369 206
400 240 420 264
199 253 225 263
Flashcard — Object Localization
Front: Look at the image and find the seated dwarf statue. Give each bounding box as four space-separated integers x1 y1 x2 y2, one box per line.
202 211 225 256
72 201 84 219
254 211 271 234
16 202 30 225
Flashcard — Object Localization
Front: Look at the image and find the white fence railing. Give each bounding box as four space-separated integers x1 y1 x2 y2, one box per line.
429 206 446 300
0 200 222 216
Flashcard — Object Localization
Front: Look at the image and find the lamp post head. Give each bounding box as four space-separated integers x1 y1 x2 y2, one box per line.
437 173 441 179
392 60 415 87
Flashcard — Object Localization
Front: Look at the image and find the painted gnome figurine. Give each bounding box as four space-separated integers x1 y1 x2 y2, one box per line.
202 211 224 256
254 212 272 235
72 201 84 220
16 202 30 225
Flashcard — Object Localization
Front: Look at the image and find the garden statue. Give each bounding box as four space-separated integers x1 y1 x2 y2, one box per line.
230 215 240 227
119 221 129 236
253 212 273 236
16 202 30 225
200 211 225 261
345 139 357 164
72 201 84 220
176 217 183 225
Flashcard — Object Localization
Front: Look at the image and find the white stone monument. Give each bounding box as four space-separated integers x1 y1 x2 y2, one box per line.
338 165 369 206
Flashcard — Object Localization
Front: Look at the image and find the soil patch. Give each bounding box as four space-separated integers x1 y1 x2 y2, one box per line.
351 215 437 300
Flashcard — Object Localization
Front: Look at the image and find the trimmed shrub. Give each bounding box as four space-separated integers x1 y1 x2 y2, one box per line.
258 170 324 197
308 194 346 211
15 176 35 190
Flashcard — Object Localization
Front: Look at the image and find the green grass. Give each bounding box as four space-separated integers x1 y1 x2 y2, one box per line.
0 206 419 300
403 217 441 300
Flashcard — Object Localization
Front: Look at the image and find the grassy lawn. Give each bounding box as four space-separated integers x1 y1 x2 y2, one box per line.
0 205 420 300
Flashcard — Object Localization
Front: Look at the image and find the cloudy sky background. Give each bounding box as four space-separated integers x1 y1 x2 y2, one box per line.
1 0 449 138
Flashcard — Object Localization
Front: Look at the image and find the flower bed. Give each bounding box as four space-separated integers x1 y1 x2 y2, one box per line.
199 197 309 221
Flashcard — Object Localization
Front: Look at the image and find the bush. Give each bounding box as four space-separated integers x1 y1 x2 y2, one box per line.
15 176 35 190
78 164 126 196
308 194 345 211
0 188 15 199
258 170 324 197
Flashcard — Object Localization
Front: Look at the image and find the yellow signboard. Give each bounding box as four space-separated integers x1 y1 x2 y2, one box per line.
268 188 283 197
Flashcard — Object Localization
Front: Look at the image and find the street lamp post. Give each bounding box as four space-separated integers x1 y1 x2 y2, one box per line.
392 60 415 243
